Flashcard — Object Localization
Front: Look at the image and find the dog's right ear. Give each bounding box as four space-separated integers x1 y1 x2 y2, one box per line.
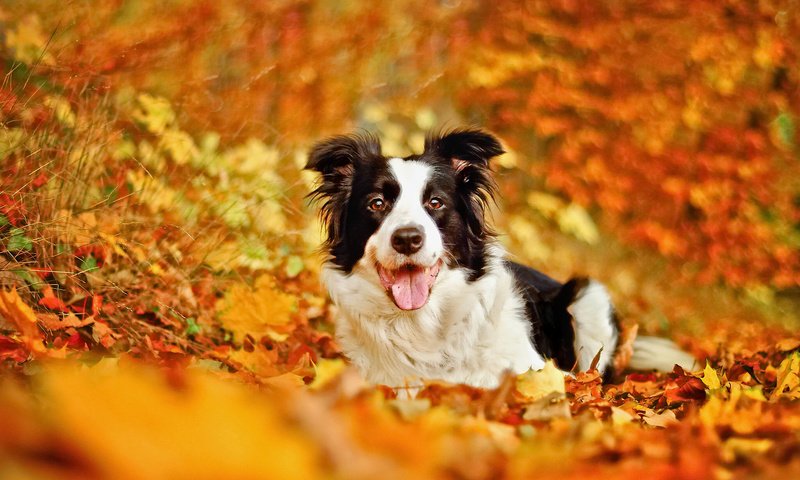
305 133 382 179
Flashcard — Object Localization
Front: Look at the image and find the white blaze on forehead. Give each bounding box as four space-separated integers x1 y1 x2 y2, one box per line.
387 158 433 212
366 158 443 269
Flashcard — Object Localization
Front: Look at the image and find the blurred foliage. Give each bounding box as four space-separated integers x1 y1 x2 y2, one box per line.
1 1 800 478
4 0 797 289
458 0 800 289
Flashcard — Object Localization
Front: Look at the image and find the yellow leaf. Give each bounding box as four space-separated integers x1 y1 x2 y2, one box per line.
771 352 800 400
702 362 722 390
557 203 599 244
496 148 518 169
4 14 55 65
506 215 551 263
228 345 280 378
699 395 724 429
309 358 347 390
44 96 76 128
526 191 564 219
132 94 176 135
516 360 565 401
30 361 319 479
217 275 297 343
721 438 773 464
610 406 636 427
741 385 767 402
148 263 165 276
159 129 199 165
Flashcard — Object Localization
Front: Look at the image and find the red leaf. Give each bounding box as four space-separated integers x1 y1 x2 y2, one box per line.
287 344 317 367
31 173 49 189
38 286 70 313
0 335 29 363
664 376 707 403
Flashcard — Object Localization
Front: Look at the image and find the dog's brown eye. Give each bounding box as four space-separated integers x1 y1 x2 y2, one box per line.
368 197 386 211
428 197 444 210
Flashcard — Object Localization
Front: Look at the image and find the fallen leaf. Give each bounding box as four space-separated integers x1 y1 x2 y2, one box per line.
517 360 566 401
664 374 707 404
642 409 678 428
217 275 297 343
310 358 347 390
610 406 637 426
771 352 800 400
38 286 70 312
721 438 773 464
37 312 92 330
29 361 321 479
0 288 46 354
702 362 722 390
0 335 28 362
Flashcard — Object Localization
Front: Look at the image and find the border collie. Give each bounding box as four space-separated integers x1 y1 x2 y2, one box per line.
306 128 695 389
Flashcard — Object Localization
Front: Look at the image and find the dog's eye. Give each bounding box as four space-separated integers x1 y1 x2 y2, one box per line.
428 197 445 210
368 197 386 212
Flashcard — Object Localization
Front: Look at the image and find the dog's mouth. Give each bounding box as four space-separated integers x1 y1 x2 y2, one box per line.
376 261 442 311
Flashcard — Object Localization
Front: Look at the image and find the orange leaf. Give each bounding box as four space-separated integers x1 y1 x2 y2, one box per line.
37 312 92 331
38 286 70 312
0 288 46 355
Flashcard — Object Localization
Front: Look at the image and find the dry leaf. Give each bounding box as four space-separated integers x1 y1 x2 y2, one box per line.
217 275 297 343
516 360 566 401
0 288 46 354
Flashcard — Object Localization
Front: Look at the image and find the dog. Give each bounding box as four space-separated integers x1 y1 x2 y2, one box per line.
306 128 695 389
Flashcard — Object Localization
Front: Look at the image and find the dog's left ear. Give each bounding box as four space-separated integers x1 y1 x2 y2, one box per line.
426 128 503 241
424 128 505 173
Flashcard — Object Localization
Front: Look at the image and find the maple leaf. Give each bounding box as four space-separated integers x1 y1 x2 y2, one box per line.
701 362 722 390
516 361 566 402
216 275 298 343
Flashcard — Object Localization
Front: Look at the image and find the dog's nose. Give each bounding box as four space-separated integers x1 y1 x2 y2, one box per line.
391 225 425 255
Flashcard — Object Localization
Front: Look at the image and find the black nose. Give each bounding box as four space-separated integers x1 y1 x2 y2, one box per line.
391 225 425 255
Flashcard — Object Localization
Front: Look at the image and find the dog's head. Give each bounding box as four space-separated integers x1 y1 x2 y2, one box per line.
306 128 504 311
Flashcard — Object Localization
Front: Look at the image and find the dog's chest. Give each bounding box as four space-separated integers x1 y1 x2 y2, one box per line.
337 309 502 388
327 264 543 388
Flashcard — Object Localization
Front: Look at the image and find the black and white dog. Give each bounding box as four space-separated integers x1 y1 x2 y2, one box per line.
306 128 694 389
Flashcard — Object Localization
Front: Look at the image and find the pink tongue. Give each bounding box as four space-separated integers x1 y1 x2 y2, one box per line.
390 268 431 310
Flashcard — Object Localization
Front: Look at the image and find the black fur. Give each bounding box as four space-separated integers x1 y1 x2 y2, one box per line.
505 261 581 371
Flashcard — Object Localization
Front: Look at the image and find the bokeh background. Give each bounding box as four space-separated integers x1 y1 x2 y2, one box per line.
2 1 800 478
18 2 800 320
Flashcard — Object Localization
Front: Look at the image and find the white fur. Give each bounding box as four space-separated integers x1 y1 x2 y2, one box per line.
630 336 698 372
568 281 618 374
323 245 546 389
366 158 443 269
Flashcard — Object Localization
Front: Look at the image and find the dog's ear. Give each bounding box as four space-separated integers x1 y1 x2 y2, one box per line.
426 128 503 241
305 133 381 178
424 128 505 173
306 133 382 248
